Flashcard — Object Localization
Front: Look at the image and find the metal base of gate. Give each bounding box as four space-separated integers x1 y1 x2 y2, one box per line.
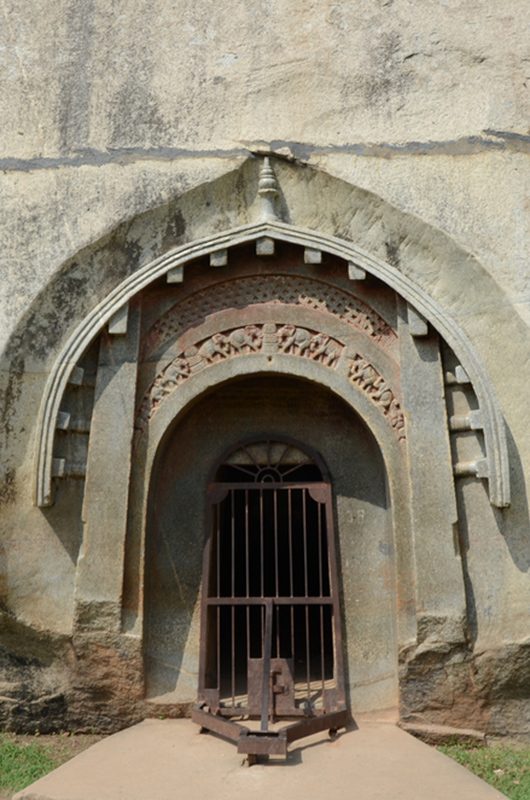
192 705 350 759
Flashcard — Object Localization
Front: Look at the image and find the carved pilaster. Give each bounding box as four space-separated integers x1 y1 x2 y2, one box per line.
74 302 141 633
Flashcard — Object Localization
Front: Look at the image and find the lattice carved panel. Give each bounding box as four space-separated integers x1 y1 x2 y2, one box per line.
142 275 396 358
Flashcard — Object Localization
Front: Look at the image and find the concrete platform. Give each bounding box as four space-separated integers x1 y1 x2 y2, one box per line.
15 719 507 800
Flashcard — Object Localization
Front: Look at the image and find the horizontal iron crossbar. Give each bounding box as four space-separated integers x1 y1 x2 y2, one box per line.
192 705 350 756
191 706 247 742
210 482 330 491
206 596 333 605
284 708 350 743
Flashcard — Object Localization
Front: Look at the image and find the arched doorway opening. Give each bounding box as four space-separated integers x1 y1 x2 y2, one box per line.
197 437 346 745
144 374 395 752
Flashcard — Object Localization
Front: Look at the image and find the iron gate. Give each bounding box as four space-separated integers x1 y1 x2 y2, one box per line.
192 440 349 759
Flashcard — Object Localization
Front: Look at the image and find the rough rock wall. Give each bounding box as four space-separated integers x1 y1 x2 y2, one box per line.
1 0 529 335
0 1 529 735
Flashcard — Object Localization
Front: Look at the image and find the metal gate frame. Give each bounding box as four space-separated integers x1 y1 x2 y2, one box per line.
192 447 350 759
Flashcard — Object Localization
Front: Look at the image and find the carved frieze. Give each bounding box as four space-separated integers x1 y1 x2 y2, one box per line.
136 325 405 443
136 324 344 429
348 354 406 441
276 324 341 365
142 275 395 357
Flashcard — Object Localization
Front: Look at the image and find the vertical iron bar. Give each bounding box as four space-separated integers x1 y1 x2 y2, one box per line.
318 502 325 699
231 490 235 597
245 489 250 662
318 500 324 597
322 483 346 707
232 604 236 707
260 488 264 598
231 490 235 707
260 600 273 732
274 489 280 657
302 489 308 597
303 490 311 700
288 489 294 597
306 603 311 702
216 503 221 692
288 489 295 665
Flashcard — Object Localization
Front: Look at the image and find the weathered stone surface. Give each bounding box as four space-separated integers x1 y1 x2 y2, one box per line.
400 635 530 737
66 632 145 733
0 623 70 733
399 722 486 746
0 1 528 739
1 1 528 157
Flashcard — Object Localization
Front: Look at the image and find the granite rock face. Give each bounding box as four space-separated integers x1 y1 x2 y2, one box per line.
0 1 529 736
400 638 530 737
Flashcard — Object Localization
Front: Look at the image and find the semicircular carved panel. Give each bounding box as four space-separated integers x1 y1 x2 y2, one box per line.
136 322 405 442
142 275 396 357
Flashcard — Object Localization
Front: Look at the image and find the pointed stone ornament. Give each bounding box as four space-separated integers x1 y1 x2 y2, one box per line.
257 156 281 222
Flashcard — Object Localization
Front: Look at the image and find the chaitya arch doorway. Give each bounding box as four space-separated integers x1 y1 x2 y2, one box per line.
20 157 511 739
144 375 396 743
194 437 348 755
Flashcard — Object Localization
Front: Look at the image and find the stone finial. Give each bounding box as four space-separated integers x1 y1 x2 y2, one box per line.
257 156 280 221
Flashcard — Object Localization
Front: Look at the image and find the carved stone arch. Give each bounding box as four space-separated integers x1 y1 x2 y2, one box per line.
124 357 417 702
5 153 522 735
53 179 481 723
133 277 405 443
35 220 510 509
135 357 406 491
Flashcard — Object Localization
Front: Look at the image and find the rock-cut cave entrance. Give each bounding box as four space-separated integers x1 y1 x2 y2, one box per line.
193 438 350 759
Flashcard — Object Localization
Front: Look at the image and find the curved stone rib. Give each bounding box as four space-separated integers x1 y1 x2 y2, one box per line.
135 324 403 437
34 221 509 508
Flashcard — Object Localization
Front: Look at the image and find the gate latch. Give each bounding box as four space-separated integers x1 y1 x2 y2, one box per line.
271 669 286 695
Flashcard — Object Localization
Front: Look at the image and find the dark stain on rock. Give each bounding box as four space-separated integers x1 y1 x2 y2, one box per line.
385 240 401 268
57 0 96 154
5 306 68 363
49 272 87 325
161 208 186 252
0 191 193 387
0 645 44 674
0 356 25 448
2 223 148 368
0 468 16 506
8 693 68 734
110 76 173 150
360 31 414 109
0 640 70 732
124 241 142 272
